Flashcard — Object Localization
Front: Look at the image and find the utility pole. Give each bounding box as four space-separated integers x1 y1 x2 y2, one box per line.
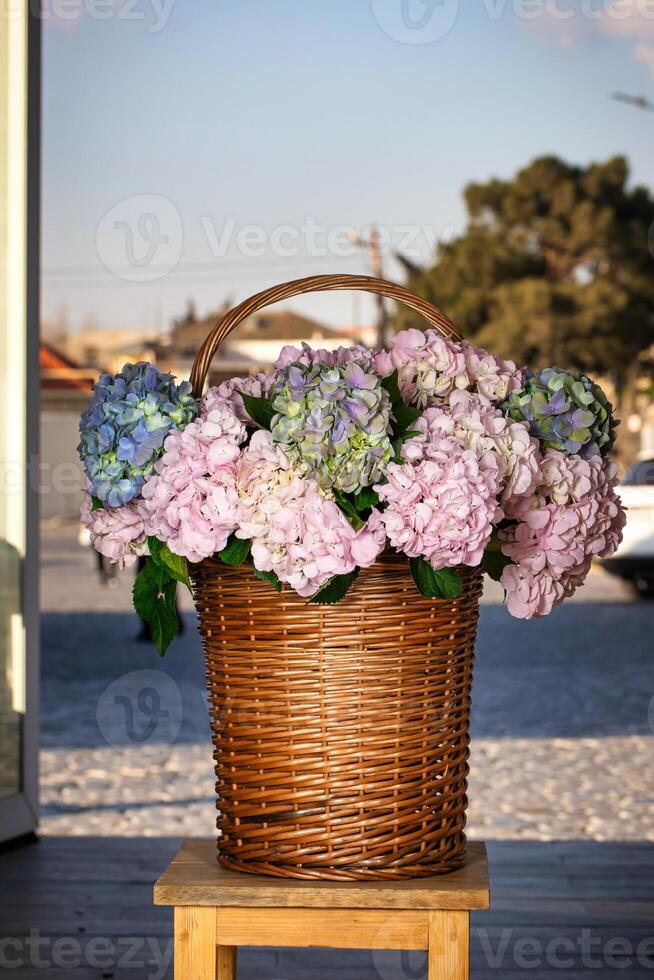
348 227 393 349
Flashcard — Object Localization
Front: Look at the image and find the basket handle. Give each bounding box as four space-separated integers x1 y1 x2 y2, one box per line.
189 273 461 396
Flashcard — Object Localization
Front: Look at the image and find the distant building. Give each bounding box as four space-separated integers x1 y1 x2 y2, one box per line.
44 304 373 386
40 340 94 408
167 304 366 384
39 342 91 520
49 326 163 377
338 325 378 348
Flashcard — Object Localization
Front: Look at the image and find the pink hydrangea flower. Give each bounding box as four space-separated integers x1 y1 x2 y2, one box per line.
402 390 540 507
235 431 383 597
373 330 523 409
349 507 387 567
499 420 542 504
80 492 148 568
140 404 246 563
500 452 626 619
500 561 566 620
538 450 594 506
374 328 469 408
201 372 273 423
461 341 523 403
372 349 393 377
376 451 502 568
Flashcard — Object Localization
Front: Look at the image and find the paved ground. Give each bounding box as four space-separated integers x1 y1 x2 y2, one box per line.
39 521 654 843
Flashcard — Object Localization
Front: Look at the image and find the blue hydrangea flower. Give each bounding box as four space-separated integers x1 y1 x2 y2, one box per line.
270 359 393 494
78 362 198 507
502 367 617 458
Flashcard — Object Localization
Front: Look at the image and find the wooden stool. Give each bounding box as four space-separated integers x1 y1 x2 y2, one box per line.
154 841 490 980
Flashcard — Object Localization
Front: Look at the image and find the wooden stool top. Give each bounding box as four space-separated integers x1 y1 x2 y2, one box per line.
154 840 489 911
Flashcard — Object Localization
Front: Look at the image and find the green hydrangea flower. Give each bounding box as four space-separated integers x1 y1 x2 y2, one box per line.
502 367 617 458
270 360 393 494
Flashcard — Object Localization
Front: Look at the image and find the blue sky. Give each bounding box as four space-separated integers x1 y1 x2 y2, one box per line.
42 0 654 333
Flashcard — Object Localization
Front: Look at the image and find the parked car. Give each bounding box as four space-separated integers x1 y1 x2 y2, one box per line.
601 456 654 597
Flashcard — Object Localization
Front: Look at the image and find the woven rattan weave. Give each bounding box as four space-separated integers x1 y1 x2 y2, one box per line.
190 274 484 880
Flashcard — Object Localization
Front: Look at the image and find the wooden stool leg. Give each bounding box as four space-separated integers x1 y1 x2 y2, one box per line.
174 906 219 980
428 910 469 980
217 944 237 980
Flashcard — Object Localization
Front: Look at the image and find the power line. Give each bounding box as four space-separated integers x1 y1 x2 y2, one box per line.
42 254 364 288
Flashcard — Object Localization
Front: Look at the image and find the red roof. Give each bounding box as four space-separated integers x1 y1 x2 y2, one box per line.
40 342 94 392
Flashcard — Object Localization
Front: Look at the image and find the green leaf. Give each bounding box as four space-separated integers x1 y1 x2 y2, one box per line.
308 569 359 605
161 550 192 591
393 402 420 434
333 490 364 530
238 391 276 430
353 486 380 511
91 495 104 511
132 558 179 657
334 487 380 523
409 558 463 600
148 535 164 563
148 537 192 591
382 370 403 407
252 566 282 591
218 534 251 568
382 370 420 441
481 548 512 583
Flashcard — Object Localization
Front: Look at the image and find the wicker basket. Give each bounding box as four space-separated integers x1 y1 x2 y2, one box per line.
189 274 484 880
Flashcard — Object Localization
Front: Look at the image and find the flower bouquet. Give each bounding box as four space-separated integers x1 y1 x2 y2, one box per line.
78 275 625 879
79 316 624 653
